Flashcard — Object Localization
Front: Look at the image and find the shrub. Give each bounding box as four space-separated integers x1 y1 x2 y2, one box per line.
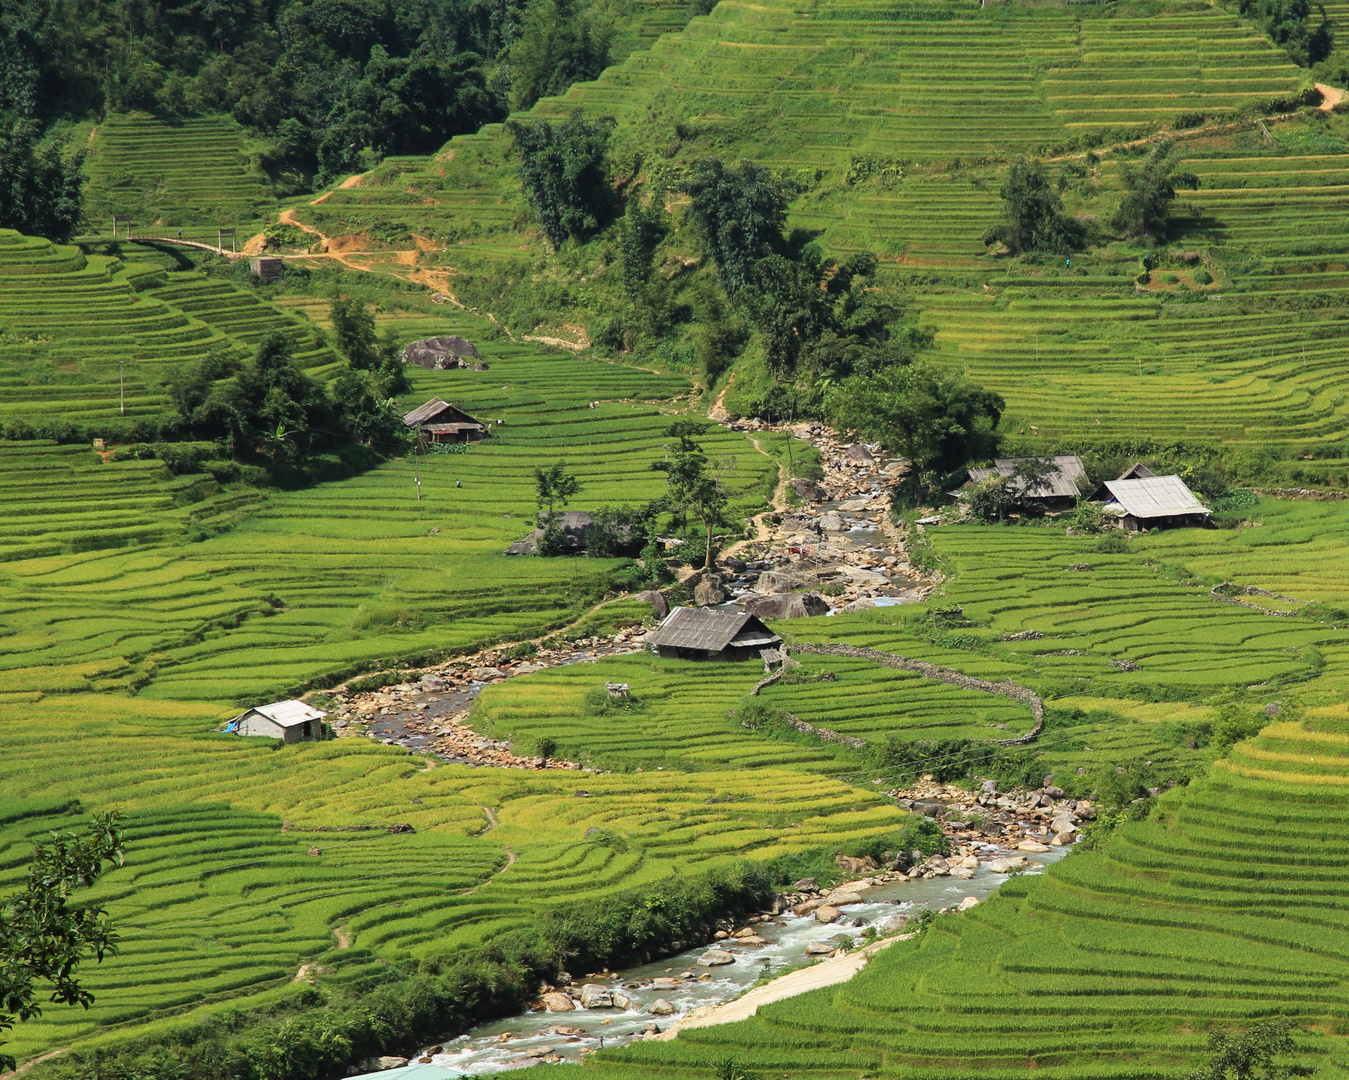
1194 267 1213 285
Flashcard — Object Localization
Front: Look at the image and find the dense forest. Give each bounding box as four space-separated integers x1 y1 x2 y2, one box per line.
0 0 618 194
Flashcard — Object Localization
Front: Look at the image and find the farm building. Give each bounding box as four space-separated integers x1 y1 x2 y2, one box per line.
966 454 1086 510
645 607 782 662
227 699 326 742
505 511 642 557
1092 474 1211 531
248 256 283 282
402 398 491 443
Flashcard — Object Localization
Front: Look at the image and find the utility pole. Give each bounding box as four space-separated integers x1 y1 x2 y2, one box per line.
413 425 423 500
119 360 125 416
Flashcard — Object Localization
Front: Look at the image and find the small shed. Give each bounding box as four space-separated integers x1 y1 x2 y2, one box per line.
248 256 284 283
966 454 1085 510
645 607 782 662
227 699 326 743
403 398 490 443
1093 475 1210 531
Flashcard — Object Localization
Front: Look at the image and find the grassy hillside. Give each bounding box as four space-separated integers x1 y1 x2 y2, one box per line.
286 0 1349 475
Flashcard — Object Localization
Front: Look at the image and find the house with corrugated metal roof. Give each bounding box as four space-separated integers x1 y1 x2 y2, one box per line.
1092 474 1210 531
644 607 782 662
965 454 1086 510
227 699 327 742
402 398 490 443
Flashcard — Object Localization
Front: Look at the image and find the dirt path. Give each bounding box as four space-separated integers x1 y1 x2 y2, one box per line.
654 934 908 1039
481 805 500 832
334 926 352 949
16 1049 69 1074
1317 83 1347 111
1044 109 1304 164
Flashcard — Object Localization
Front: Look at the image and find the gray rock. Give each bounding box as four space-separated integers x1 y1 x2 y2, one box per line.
542 992 575 1012
841 597 877 612
697 949 736 967
649 998 676 1015
805 941 835 955
693 578 725 606
792 876 818 892
789 478 826 502
844 443 875 465
740 592 829 619
612 991 633 1010
400 335 481 369
818 511 847 531
824 889 863 906
579 984 614 1009
636 590 669 619
814 905 842 923
650 977 681 990
879 914 910 935
376 1058 409 1071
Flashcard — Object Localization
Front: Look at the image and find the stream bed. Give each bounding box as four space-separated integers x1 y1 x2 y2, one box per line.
417 842 1070 1074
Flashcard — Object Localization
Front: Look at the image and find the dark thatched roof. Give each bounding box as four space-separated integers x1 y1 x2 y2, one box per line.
402 398 486 429
645 607 781 652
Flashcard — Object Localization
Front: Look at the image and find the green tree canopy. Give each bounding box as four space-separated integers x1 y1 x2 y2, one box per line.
984 158 1085 255
1 812 125 1071
509 0 612 111
508 108 616 249
0 119 85 242
535 461 583 516
651 421 733 569
684 158 789 296
828 362 1004 505
1185 1017 1313 1080
1111 140 1200 241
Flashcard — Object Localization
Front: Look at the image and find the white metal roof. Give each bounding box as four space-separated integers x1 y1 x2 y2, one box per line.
234 699 327 727
1101 475 1209 519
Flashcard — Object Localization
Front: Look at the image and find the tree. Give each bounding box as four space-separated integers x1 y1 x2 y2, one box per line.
508 108 616 249
618 185 668 296
329 294 379 369
535 461 582 516
1239 0 1332 65
1112 141 1200 241
684 159 789 296
1185 1017 1313 1080
967 457 1062 522
508 0 612 111
0 119 85 243
331 370 406 447
1 812 125 1070
651 421 733 570
984 158 1084 255
828 363 1004 506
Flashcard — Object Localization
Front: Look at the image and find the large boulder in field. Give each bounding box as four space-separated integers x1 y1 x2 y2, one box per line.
636 590 669 619
693 577 725 606
401 335 481 369
740 592 829 620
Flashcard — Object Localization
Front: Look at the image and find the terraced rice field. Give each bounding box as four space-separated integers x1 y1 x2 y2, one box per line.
292 0 1349 455
0 228 341 426
580 707 1349 1079
0 693 907 1061
83 114 275 230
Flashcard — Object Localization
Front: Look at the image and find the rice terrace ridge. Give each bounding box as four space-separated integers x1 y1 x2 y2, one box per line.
5 0 1349 1078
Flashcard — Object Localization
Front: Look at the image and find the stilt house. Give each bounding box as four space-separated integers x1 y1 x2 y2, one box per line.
402 399 491 443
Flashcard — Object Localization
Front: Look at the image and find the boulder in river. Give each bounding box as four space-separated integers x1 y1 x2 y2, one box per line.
844 443 876 465
649 999 676 1015
542 992 576 1012
376 1058 409 1071
814 905 842 923
612 991 633 1010
823 889 863 906
818 511 847 531
789 478 826 501
1017 840 1052 853
650 977 682 990
740 592 829 620
879 914 910 935
692 577 725 606
697 949 735 967
805 941 835 955
579 984 614 1008
987 857 1026 874
552 1025 585 1036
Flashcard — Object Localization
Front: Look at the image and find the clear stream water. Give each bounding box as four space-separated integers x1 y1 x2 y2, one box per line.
421 844 1070 1074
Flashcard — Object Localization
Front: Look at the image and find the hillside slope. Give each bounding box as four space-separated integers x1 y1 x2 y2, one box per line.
294 0 1349 475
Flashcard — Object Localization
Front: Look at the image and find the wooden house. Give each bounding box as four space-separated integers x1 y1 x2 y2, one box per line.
1092 474 1210 531
966 454 1086 510
645 607 782 662
227 699 326 742
402 398 490 443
